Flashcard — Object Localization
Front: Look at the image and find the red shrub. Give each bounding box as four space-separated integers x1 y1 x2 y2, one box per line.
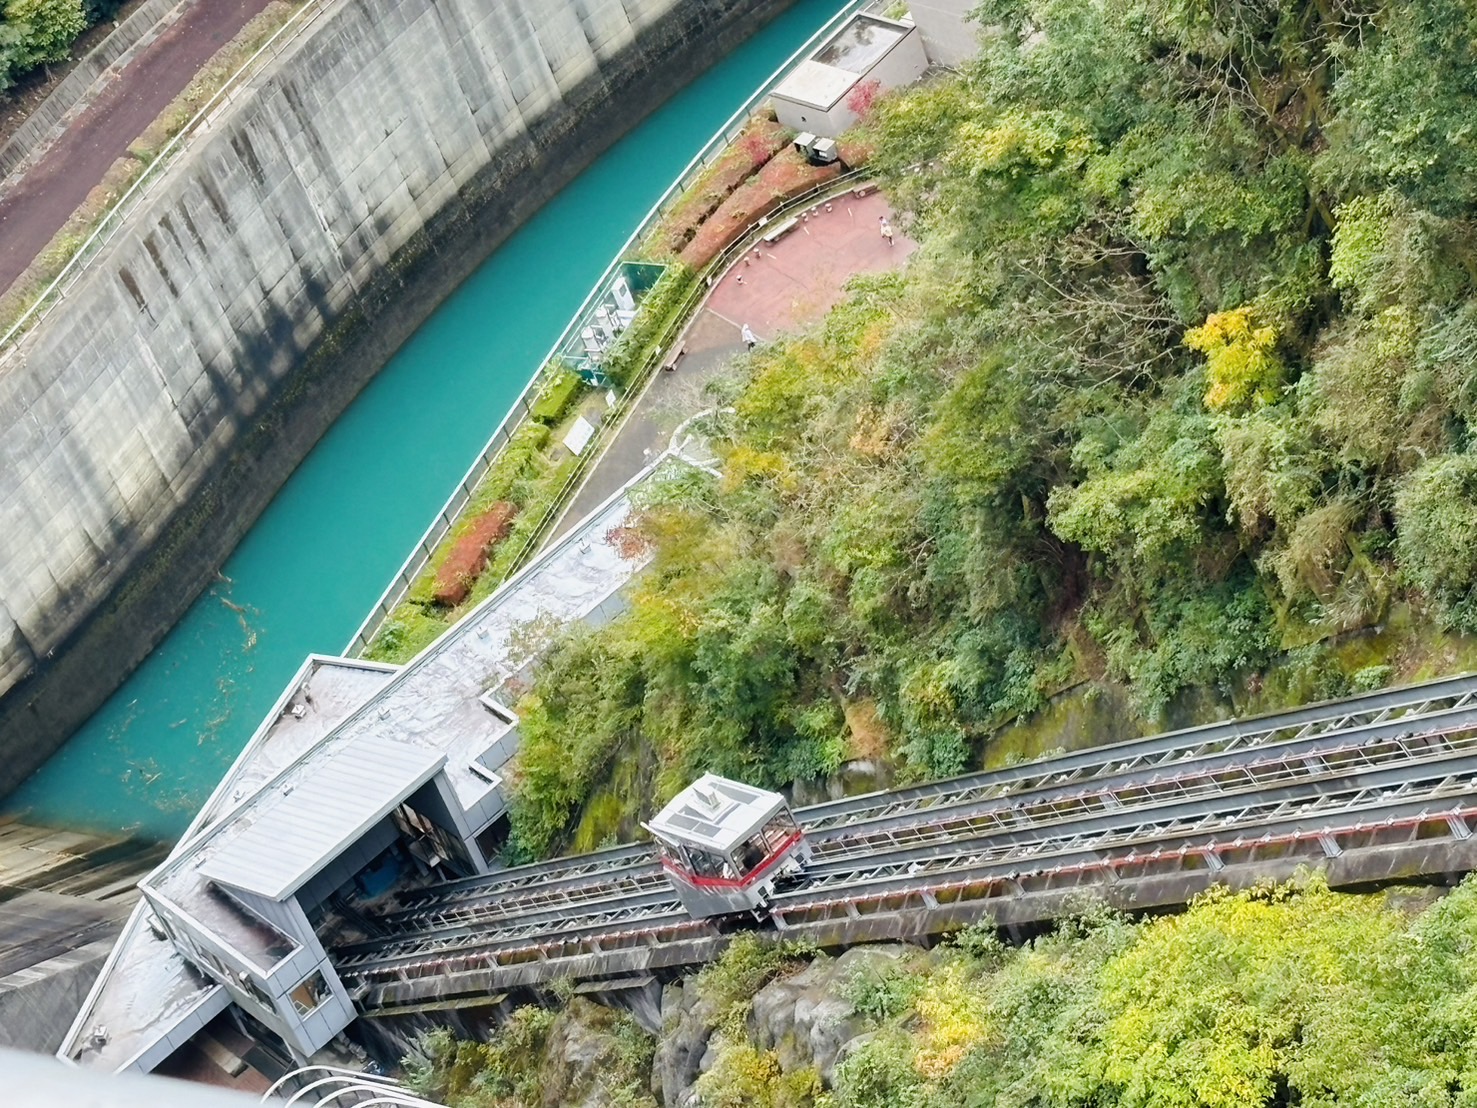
605 523 653 560
679 150 843 269
654 118 790 254
845 78 882 120
432 502 518 606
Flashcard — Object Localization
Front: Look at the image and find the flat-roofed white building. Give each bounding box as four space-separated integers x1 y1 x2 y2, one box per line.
769 13 927 138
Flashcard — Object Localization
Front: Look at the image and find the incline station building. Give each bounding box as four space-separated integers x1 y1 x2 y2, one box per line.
58 460 665 1073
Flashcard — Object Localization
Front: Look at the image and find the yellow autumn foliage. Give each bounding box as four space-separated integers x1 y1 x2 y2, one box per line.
1185 306 1287 412
913 963 990 1080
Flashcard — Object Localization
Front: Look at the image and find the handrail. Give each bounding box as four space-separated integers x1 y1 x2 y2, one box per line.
0 0 340 363
263 1064 445 1106
343 0 875 656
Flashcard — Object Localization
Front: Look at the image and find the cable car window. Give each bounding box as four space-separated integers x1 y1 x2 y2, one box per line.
759 810 798 852
737 834 767 873
688 849 735 880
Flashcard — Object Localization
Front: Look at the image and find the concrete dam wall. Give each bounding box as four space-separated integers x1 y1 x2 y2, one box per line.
0 0 795 798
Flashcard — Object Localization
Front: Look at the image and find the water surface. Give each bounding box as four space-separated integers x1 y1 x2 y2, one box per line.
4 0 844 841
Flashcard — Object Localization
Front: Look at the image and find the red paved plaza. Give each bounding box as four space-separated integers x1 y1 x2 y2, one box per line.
704 187 916 340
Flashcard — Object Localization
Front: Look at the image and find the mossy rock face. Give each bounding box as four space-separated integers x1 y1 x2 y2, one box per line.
981 682 1142 771
746 946 915 1086
537 999 657 1108
655 980 728 1106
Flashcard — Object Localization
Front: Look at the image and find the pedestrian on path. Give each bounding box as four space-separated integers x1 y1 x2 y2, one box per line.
879 215 894 246
741 323 757 351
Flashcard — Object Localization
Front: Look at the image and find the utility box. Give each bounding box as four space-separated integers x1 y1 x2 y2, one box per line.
769 14 928 138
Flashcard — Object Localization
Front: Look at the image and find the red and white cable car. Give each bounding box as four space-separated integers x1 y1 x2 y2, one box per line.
644 773 811 918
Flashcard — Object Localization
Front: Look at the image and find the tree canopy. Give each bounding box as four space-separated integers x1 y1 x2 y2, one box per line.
505 0 1477 858
0 0 83 91
814 879 1477 1108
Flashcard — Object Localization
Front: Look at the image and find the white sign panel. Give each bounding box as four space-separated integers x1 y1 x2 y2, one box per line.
563 415 597 456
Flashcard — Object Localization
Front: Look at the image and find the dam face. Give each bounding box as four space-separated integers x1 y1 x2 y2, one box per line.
0 0 795 798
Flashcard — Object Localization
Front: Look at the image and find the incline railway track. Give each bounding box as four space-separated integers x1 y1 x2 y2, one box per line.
330 677 1477 1010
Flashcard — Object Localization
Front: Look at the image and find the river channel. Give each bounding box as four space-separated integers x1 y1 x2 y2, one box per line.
3 0 843 842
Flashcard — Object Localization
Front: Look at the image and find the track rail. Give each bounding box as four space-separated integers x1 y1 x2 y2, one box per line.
801 675 1477 830
334 678 1477 1008
801 717 1477 871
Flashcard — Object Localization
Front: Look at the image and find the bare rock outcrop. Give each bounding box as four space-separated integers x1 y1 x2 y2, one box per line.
746 945 912 1085
653 979 726 1107
537 998 656 1108
653 943 920 1104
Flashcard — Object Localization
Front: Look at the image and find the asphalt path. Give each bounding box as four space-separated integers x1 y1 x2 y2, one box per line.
0 0 274 296
551 189 916 536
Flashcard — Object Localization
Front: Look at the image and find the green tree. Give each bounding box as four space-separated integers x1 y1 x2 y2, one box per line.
1048 406 1223 568
1095 879 1462 1106
0 0 84 89
1334 0 1477 216
1395 453 1477 631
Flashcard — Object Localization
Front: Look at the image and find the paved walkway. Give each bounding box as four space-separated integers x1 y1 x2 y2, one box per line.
706 189 917 338
0 0 275 296
553 188 917 535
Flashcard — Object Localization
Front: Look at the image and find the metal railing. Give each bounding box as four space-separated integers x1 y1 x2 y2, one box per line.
800 674 1477 829
0 0 340 363
341 0 874 658
263 1065 445 1106
329 680 1477 997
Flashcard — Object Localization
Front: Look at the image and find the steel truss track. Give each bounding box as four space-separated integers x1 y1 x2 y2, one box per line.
336 677 1477 1008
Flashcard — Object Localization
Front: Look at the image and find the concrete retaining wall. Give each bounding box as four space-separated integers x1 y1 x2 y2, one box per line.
0 940 117 1053
0 0 796 798
907 0 978 67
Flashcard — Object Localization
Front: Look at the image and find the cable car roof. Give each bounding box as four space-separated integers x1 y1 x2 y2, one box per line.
645 773 788 853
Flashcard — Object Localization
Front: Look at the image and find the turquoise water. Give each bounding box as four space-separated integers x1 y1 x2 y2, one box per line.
4 0 843 842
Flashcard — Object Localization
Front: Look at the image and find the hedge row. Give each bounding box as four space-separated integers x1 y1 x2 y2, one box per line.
601 263 696 387
679 149 843 269
530 370 583 425
650 117 791 256
432 501 518 605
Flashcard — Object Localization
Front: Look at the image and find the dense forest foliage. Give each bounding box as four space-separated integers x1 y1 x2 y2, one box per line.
404 879 1477 1107
505 0 1477 858
706 878 1477 1108
1 0 124 93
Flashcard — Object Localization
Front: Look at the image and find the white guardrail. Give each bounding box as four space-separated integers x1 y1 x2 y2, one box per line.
341 0 877 657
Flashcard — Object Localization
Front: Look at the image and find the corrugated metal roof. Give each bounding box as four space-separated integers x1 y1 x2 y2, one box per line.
199 734 445 901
